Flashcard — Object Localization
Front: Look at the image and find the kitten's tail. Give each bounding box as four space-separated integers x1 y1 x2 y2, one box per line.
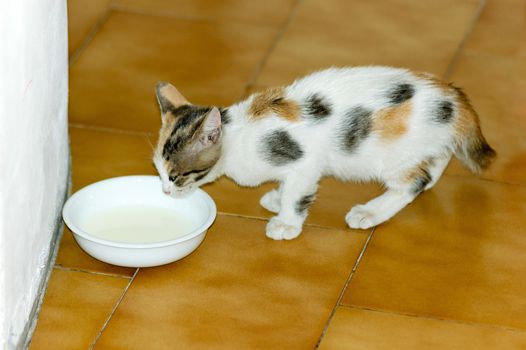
452 86 496 174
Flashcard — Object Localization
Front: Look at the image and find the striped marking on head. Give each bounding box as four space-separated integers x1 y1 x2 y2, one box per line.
161 105 211 160
248 87 300 121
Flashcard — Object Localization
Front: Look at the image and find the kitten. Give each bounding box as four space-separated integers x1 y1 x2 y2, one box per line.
153 67 496 240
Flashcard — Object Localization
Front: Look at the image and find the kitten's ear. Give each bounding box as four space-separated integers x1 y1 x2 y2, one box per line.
199 107 222 146
155 82 189 119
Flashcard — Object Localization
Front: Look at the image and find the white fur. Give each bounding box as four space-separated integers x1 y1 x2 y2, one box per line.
184 67 460 239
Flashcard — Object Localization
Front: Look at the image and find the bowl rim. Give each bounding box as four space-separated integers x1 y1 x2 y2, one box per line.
62 175 217 249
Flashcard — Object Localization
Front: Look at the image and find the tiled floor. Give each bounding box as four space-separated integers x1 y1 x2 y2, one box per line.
30 0 526 349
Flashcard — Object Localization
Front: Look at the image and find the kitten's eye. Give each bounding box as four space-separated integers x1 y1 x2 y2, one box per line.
168 175 176 182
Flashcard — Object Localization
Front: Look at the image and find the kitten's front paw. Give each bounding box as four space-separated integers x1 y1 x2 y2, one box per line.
266 217 302 240
260 189 281 213
345 205 378 229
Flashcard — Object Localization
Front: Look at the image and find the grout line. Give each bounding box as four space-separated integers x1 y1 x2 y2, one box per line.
69 123 154 137
69 7 112 66
339 304 526 334
442 0 486 80
240 0 304 98
54 264 132 279
314 227 376 348
217 211 271 222
216 211 370 235
89 268 140 349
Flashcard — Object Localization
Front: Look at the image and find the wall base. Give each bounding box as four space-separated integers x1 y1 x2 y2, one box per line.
17 167 71 350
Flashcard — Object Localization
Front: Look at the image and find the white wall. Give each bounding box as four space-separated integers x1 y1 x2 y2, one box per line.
0 0 69 348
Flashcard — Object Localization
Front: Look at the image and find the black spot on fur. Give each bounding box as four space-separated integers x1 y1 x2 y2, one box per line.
435 100 454 123
187 166 213 182
339 106 372 153
261 130 304 166
295 194 315 215
219 107 231 125
412 168 432 195
304 94 332 120
388 83 414 104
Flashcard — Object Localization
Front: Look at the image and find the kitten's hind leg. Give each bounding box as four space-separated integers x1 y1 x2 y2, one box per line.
345 189 416 230
425 154 451 190
346 158 447 230
260 188 281 213
266 172 319 240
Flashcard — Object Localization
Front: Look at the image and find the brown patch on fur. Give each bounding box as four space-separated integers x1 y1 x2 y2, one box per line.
451 86 478 136
248 87 300 121
372 100 412 140
451 86 496 173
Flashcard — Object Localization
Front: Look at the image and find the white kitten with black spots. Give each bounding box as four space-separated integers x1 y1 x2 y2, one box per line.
153 67 495 240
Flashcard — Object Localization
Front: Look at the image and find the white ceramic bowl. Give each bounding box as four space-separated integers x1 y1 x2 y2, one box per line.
62 175 216 267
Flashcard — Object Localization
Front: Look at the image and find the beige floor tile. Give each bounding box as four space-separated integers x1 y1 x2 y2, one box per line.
112 0 297 26
256 0 481 86
318 307 526 350
462 0 525 56
342 176 526 330
69 127 156 191
69 11 278 132
68 0 111 56
29 269 129 350
55 227 136 277
94 215 368 349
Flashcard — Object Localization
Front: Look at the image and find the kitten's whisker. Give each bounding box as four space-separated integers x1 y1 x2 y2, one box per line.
144 136 156 153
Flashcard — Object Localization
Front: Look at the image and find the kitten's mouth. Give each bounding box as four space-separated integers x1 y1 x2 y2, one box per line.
171 187 195 198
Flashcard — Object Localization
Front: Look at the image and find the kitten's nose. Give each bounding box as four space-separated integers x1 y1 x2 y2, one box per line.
162 185 171 195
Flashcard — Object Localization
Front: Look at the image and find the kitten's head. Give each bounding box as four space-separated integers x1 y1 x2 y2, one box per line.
153 82 223 197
